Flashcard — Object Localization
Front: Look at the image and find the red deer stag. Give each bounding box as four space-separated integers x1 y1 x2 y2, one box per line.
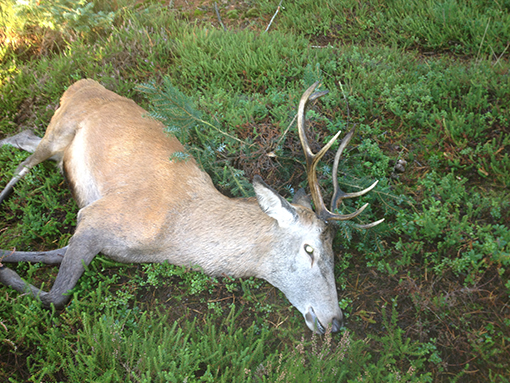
0 79 383 333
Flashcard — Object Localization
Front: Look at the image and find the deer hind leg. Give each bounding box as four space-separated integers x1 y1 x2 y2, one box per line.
0 125 74 204
0 130 42 153
1 131 40 204
0 130 56 204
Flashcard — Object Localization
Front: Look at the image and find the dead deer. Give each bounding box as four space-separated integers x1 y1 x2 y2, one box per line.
0 79 382 333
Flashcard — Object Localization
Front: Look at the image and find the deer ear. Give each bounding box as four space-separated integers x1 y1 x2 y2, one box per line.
292 188 312 210
253 176 297 228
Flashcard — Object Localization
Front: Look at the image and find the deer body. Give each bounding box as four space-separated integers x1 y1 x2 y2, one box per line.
0 79 382 333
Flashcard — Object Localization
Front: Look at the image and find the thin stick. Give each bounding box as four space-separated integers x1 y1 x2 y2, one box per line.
265 0 283 33
214 2 226 32
494 41 510 67
209 115 254 146
476 18 490 62
338 81 350 120
273 113 297 150
273 86 329 151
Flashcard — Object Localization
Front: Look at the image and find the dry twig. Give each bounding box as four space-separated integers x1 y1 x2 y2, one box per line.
265 0 283 32
214 2 227 32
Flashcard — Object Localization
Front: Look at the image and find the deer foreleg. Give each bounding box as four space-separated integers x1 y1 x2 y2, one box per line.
0 238 98 309
0 266 48 299
0 246 67 265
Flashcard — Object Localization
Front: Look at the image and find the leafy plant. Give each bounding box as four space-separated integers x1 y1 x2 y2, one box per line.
394 171 510 283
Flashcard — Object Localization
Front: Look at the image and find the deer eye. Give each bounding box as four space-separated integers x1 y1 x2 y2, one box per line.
304 245 314 264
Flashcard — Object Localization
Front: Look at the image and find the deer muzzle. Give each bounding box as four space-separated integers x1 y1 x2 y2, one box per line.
305 306 343 334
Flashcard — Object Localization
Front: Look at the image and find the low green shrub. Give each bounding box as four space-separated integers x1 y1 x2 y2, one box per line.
394 172 510 283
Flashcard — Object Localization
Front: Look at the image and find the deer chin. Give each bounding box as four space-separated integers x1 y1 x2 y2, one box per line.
304 307 343 334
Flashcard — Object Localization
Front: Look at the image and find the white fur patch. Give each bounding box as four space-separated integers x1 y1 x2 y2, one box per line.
64 127 101 207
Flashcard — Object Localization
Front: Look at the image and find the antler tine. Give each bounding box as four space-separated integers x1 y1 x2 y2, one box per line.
331 127 355 210
297 82 384 228
297 82 341 219
355 218 385 230
297 82 331 159
331 127 378 210
329 126 383 227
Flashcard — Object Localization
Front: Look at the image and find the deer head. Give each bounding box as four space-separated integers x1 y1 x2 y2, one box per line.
283 81 384 332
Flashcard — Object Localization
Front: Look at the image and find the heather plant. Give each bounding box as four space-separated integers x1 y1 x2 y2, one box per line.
1 1 509 381
254 0 510 56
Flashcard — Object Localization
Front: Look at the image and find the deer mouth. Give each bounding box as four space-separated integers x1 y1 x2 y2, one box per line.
305 307 326 334
305 307 342 334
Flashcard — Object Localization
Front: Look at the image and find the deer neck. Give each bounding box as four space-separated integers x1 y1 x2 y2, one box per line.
164 191 278 279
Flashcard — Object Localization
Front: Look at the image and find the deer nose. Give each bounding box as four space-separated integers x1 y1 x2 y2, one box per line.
331 316 343 332
305 307 344 334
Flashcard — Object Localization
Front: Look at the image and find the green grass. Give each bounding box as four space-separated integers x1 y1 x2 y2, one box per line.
1 0 509 381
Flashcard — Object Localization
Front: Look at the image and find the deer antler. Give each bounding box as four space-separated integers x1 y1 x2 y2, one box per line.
297 82 384 228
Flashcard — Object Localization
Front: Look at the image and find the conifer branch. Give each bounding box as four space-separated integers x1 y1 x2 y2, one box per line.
137 79 253 147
